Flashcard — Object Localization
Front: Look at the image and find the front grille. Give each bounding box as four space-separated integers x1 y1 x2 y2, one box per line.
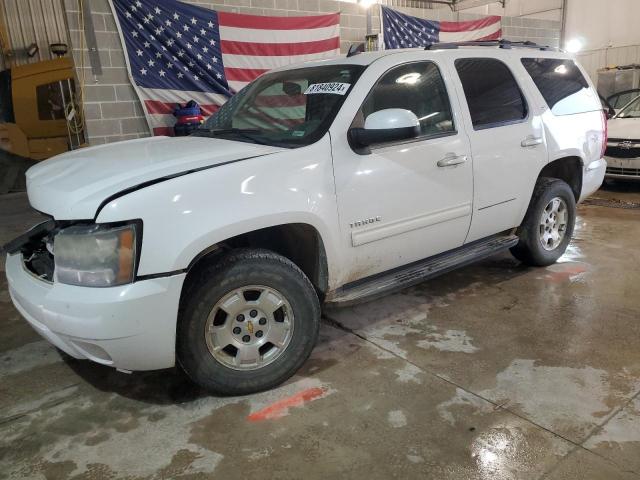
606 166 640 177
605 146 640 159
606 139 640 159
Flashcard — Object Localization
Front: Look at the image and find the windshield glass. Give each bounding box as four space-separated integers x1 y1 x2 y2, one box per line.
193 64 366 148
616 95 640 119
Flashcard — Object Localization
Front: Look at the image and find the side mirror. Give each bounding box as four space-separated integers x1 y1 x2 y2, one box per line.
607 107 616 119
349 108 420 147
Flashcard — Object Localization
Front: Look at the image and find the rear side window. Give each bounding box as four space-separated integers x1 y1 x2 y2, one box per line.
521 58 598 116
455 58 527 129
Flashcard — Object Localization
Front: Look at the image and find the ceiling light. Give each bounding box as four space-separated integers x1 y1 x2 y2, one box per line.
565 38 583 53
358 0 376 8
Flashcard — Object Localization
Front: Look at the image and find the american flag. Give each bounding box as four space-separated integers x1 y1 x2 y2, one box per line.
112 0 340 136
381 6 501 50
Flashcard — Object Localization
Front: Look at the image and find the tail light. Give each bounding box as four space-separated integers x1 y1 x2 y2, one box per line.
600 110 608 158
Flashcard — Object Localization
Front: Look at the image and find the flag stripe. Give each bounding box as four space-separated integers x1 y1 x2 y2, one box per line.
439 22 502 42
440 16 501 32
227 80 249 93
476 30 502 41
145 99 220 115
222 50 340 70
138 87 228 109
219 24 340 43
224 67 270 82
220 37 340 57
154 126 175 136
218 11 339 30
254 94 305 107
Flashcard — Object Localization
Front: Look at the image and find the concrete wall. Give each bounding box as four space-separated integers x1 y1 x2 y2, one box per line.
451 0 562 21
563 0 640 86
63 0 560 145
565 0 640 52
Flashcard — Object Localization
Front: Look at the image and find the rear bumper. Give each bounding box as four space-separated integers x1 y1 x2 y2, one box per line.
5 253 186 371
580 158 607 201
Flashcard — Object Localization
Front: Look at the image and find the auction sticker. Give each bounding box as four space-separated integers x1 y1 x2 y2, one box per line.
304 83 351 95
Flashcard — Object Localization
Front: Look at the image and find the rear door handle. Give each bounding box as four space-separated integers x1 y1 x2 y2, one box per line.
521 136 543 148
437 154 467 168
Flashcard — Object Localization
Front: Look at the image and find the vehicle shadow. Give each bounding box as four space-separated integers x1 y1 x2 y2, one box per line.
61 356 207 404
60 252 534 404
600 179 640 194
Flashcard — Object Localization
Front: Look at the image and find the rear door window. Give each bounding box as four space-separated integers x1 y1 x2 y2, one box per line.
521 58 599 115
455 58 527 129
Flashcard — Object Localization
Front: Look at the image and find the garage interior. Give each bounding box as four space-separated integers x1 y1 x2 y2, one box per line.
2 0 640 478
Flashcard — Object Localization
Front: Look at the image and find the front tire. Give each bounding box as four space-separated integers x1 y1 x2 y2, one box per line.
177 249 320 395
511 177 576 267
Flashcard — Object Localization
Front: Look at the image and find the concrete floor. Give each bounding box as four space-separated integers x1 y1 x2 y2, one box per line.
1 183 640 479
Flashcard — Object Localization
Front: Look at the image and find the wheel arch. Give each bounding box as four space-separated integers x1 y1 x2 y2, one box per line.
182 222 330 300
538 156 583 202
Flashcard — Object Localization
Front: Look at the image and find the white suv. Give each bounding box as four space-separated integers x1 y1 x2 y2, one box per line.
5 42 607 394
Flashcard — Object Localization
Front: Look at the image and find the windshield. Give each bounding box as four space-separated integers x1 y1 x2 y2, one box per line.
616 95 640 119
193 64 366 148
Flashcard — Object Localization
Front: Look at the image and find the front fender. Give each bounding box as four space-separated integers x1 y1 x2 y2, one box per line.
96 136 342 284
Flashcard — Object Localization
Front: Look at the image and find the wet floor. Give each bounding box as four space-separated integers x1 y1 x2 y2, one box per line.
1 184 640 479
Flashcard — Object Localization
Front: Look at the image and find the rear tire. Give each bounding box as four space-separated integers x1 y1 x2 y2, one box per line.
177 249 320 396
510 177 576 267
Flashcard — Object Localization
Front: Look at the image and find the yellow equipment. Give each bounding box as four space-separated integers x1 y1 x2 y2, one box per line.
0 57 83 161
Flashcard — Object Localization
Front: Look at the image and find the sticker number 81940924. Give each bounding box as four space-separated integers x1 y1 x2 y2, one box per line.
304 83 351 95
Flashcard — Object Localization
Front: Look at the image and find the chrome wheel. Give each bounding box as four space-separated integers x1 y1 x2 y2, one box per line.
204 285 294 371
539 197 568 251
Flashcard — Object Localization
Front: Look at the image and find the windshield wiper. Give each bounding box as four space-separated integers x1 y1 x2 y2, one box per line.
192 127 269 145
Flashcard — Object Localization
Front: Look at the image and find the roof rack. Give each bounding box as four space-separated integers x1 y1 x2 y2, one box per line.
425 39 553 51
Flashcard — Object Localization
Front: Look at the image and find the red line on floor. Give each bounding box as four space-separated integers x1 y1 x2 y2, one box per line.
545 263 588 282
247 386 328 422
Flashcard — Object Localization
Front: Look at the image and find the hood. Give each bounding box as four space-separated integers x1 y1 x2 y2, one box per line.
607 118 640 141
27 136 283 219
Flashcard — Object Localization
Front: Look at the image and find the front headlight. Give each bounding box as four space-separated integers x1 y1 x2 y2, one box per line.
53 223 138 287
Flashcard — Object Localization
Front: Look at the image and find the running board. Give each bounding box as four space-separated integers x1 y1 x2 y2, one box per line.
326 234 519 306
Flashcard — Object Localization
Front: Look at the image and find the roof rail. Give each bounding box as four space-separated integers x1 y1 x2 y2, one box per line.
347 43 366 57
425 39 553 51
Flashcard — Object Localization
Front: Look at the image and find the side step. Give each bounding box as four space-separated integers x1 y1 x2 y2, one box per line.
326 234 519 306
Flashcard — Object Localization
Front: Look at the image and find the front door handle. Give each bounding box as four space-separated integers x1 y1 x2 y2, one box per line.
437 153 467 168
521 136 543 148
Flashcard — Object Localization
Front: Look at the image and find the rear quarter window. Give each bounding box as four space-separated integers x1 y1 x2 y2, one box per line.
521 58 600 116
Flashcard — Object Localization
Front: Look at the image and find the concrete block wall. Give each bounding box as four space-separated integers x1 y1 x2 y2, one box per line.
64 0 560 145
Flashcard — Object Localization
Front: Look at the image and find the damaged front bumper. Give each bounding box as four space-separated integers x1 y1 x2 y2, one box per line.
4 223 186 371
